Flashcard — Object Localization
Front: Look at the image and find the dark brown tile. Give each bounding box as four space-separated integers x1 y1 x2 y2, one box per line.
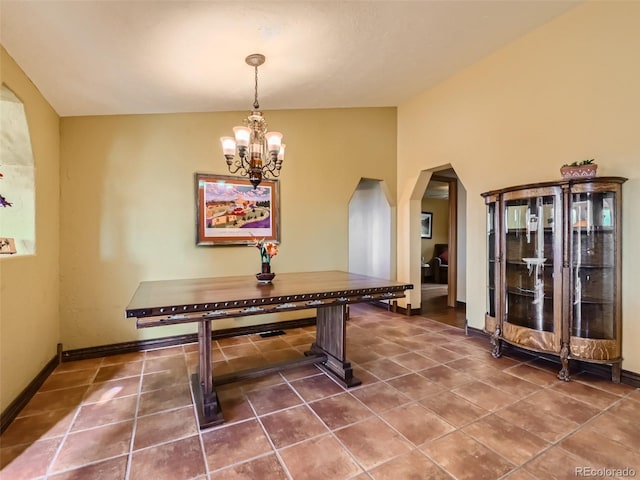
417 365 474 389
503 363 562 386
381 403 455 446
48 455 127 480
386 373 443 400
523 389 600 424
144 346 185 358
40 369 97 392
279 434 363 480
210 454 288 479
260 405 328 448
350 382 411 414
573 372 635 396
334 417 412 470
580 411 640 447
290 373 344 402
217 388 255 424
368 450 453 480
254 337 291 352
420 391 489 427
54 358 104 374
238 372 285 392
245 382 302 416
421 431 515 480
129 435 205 480
480 371 541 398
262 348 302 363
360 358 412 380
221 343 262 359
18 386 88 418
550 380 620 409
561 425 640 470
143 354 187 373
138 383 192 416
523 446 601 480
445 357 503 379
134 406 199 449
309 392 373 430
608 397 640 423
141 366 189 392
502 470 539 480
628 389 640 402
94 361 143 382
494 399 580 443
349 346 383 364
82 376 140 404
451 380 518 411
0 408 75 446
0 437 62 479
202 419 273 471
462 414 549 465
418 345 465 363
100 351 145 366
50 421 133 473
281 365 322 382
71 394 137 431
391 352 439 371
368 342 410 357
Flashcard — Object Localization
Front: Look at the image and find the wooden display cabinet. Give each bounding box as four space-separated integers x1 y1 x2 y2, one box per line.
482 177 626 382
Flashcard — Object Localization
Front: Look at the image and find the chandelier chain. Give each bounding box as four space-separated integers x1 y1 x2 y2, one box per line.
253 65 260 110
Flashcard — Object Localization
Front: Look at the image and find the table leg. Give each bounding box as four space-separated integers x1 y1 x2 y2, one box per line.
307 304 361 387
191 319 224 428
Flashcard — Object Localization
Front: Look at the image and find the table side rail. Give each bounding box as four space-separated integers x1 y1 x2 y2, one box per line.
134 291 408 328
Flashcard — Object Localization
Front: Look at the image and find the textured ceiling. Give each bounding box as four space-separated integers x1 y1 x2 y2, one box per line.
0 1 579 117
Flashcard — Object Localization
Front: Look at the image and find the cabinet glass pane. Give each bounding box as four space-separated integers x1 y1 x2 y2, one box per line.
487 203 496 317
504 196 555 332
572 191 616 339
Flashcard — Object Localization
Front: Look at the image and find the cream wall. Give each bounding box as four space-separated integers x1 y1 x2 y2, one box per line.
397 2 640 373
0 47 60 411
59 108 396 349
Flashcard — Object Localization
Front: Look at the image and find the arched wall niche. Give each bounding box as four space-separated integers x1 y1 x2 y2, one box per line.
348 178 393 280
0 83 36 256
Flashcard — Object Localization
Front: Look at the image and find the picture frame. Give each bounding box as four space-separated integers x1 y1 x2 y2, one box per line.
421 212 433 239
195 173 280 246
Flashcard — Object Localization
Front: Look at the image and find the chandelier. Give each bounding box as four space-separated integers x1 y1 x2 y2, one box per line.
220 54 285 189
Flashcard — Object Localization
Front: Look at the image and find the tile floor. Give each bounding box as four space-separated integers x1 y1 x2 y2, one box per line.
1 304 639 479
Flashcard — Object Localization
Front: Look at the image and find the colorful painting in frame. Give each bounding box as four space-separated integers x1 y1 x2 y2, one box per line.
195 173 280 245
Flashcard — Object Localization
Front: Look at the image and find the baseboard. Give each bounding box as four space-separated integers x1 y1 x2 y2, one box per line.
1 353 59 434
62 316 316 362
465 326 639 388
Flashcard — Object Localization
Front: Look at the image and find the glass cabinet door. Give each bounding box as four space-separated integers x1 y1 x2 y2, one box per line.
487 202 497 320
571 190 617 341
502 189 561 352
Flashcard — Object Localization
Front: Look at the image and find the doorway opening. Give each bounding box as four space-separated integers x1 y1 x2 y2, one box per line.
419 169 466 328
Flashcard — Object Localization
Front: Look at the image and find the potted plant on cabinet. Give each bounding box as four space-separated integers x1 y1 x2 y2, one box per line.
561 159 597 179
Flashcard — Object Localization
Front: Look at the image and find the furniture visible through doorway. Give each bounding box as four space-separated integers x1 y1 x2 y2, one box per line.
429 243 449 284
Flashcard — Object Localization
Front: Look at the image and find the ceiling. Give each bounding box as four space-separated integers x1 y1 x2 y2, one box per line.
0 1 579 117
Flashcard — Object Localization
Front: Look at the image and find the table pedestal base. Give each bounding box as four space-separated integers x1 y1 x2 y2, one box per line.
191 373 224 429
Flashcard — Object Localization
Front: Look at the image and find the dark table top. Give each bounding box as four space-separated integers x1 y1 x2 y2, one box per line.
126 270 413 320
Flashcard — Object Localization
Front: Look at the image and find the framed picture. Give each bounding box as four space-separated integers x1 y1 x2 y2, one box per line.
195 173 280 246
421 212 433 239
